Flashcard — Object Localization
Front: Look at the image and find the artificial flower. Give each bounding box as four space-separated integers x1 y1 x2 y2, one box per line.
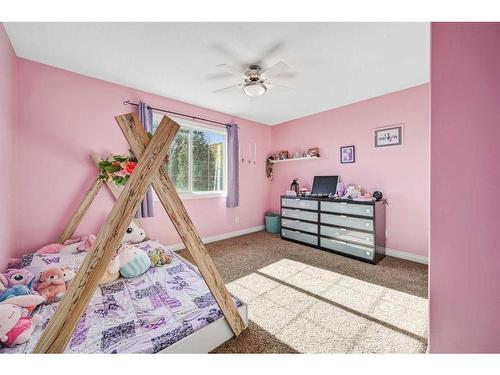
124 161 137 175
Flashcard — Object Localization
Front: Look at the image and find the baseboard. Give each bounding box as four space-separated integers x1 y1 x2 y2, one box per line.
168 225 265 251
384 247 428 265
166 227 428 265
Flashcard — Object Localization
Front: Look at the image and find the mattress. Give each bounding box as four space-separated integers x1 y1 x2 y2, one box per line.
1 240 242 354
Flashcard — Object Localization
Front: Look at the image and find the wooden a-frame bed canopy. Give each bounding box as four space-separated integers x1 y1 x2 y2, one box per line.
32 113 247 353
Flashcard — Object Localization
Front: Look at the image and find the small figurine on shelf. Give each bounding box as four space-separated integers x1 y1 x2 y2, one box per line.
278 150 289 160
307 147 320 157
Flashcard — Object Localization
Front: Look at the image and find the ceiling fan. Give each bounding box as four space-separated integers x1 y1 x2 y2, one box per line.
213 61 293 97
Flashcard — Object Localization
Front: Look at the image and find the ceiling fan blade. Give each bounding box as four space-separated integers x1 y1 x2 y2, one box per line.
216 64 247 78
213 84 242 94
255 42 285 66
262 61 290 78
267 81 295 90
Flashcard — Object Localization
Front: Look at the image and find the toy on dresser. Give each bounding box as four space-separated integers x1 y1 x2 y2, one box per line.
342 185 362 199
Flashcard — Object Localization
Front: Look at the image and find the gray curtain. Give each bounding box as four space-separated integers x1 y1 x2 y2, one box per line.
135 101 155 218
226 123 239 208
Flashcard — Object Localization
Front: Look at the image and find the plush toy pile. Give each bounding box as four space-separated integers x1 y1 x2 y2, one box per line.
0 220 173 348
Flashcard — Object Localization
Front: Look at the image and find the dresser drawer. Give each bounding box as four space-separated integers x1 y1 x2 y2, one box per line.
282 208 318 222
282 229 318 246
320 225 374 247
320 213 373 232
282 198 318 211
321 201 373 217
320 237 374 260
282 219 318 234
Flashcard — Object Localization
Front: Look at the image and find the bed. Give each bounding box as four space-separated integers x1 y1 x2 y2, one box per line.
0 240 247 354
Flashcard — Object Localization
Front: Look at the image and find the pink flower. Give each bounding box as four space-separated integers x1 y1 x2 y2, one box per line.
124 161 137 175
114 169 127 177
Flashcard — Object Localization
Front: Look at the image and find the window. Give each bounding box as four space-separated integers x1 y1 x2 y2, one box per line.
152 113 227 198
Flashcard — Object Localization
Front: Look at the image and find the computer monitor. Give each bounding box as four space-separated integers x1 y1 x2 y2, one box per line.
311 175 339 196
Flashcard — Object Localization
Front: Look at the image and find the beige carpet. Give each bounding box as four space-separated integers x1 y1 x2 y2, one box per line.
178 231 428 354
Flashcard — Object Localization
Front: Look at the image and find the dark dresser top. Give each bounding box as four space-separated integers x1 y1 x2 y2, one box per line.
280 194 384 206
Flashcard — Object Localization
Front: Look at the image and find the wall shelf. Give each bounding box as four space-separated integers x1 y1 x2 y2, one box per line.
269 156 320 164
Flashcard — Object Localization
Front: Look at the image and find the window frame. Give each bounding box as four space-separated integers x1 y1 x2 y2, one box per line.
152 112 228 200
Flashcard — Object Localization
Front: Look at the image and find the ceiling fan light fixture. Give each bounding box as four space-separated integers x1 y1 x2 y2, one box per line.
242 82 267 97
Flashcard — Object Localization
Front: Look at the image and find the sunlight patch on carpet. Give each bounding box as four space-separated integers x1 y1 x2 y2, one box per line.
226 258 428 354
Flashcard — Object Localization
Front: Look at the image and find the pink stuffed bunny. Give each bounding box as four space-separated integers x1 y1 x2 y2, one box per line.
0 294 44 347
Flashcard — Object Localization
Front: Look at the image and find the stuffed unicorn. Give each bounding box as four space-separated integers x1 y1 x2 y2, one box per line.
0 294 45 347
99 220 148 285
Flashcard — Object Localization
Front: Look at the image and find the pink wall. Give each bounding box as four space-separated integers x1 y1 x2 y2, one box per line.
430 23 500 353
13 59 272 256
270 84 430 257
0 25 16 270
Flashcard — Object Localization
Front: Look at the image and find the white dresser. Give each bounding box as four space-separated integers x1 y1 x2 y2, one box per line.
280 195 386 264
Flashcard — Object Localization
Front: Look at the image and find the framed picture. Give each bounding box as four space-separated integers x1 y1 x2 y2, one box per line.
374 124 403 147
340 145 355 163
307 147 320 157
278 150 289 160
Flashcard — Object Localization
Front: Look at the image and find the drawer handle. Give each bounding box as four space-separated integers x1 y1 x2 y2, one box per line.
295 209 300 212
332 239 347 244
340 215 348 218
295 220 301 223
365 223 370 227
340 228 347 231
340 202 347 205
295 231 301 233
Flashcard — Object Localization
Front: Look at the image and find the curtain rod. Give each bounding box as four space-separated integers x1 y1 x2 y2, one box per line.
123 101 234 128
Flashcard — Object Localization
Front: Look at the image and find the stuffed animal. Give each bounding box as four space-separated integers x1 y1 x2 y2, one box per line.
118 244 151 278
99 220 147 285
35 234 97 255
0 285 32 304
35 268 67 304
122 220 146 244
149 247 172 267
0 269 35 290
342 184 362 199
35 242 64 255
62 267 77 289
0 294 44 347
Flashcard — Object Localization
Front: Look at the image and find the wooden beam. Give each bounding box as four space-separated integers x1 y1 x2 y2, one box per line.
33 117 178 353
58 178 104 243
90 152 123 199
115 113 247 336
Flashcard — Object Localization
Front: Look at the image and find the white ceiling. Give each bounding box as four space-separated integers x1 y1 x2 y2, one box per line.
5 22 429 125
